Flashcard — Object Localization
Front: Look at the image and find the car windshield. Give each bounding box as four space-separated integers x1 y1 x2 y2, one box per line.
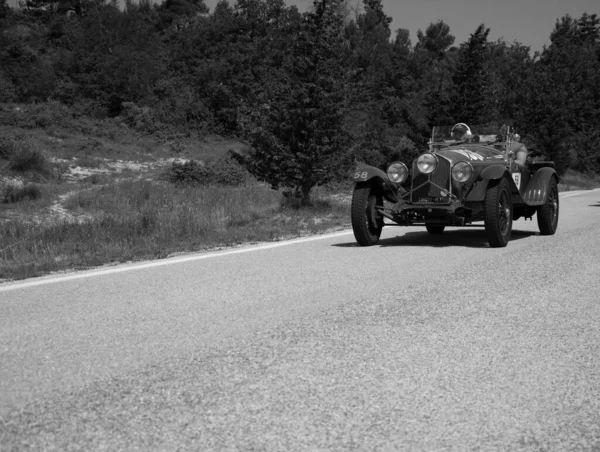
431 124 513 145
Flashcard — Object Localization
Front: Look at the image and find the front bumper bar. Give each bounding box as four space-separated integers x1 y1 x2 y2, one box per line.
377 198 469 227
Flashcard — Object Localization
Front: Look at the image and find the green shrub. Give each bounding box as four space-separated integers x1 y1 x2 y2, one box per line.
9 148 51 175
165 158 248 187
0 137 17 160
207 157 249 186
34 113 53 128
166 160 210 186
82 173 110 185
3 183 42 203
120 102 162 133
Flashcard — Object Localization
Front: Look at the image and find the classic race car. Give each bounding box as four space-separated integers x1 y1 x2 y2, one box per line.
350 123 559 247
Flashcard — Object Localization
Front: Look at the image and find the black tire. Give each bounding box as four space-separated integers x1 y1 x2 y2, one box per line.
537 179 559 235
426 225 445 234
351 182 383 246
484 177 513 247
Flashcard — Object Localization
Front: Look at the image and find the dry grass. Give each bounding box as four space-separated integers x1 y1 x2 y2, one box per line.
0 181 350 281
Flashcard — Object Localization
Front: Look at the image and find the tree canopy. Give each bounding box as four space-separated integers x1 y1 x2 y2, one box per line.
1 0 599 197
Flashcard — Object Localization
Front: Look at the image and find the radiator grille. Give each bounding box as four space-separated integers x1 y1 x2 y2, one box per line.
410 157 451 203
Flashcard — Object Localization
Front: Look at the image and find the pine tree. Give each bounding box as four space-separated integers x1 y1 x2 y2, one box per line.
413 20 456 126
233 0 352 204
518 14 600 173
0 0 10 19
415 20 455 59
451 24 490 124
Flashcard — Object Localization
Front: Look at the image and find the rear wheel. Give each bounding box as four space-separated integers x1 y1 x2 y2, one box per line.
537 179 559 235
426 225 445 235
484 177 512 247
351 182 383 246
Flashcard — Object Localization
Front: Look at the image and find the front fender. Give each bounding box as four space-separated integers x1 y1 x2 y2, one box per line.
522 167 559 205
481 165 509 180
466 165 511 202
352 165 388 184
466 167 521 203
351 164 400 203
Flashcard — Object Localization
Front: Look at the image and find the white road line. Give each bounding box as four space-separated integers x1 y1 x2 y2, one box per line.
560 189 600 199
0 230 354 293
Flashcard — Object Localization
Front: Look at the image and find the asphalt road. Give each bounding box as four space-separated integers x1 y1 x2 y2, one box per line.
1 189 600 451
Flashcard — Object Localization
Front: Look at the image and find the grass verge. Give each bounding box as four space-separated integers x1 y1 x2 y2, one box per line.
0 181 350 282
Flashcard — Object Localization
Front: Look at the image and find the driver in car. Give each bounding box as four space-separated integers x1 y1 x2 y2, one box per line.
451 123 472 142
511 133 528 170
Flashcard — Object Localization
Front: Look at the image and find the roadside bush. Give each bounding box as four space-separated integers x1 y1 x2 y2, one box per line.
166 160 210 186
120 102 162 133
207 157 249 186
0 72 17 102
166 157 248 187
82 173 110 185
0 102 71 129
0 137 17 159
151 78 213 130
2 182 42 203
34 113 53 128
9 147 51 175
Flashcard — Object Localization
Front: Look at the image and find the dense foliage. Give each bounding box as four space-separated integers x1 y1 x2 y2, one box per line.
166 157 249 186
1 0 599 200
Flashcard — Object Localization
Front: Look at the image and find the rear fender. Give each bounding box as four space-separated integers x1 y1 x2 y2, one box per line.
352 164 399 203
522 167 559 205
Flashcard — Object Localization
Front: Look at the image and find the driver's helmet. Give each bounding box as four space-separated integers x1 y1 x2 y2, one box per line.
451 123 472 141
513 133 521 142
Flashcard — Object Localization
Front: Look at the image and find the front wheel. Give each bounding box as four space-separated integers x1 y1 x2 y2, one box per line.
351 182 383 246
537 179 559 235
484 177 513 247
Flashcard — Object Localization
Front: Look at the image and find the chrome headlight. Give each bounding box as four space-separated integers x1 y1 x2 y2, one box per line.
452 161 473 183
416 153 438 174
387 162 408 183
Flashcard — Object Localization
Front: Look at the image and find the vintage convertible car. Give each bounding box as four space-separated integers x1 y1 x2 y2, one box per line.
350 123 559 247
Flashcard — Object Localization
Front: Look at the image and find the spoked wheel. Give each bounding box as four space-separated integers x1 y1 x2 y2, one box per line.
351 182 384 246
426 225 445 235
537 179 559 235
484 177 513 247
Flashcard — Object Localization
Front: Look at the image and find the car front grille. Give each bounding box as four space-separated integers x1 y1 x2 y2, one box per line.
410 156 451 203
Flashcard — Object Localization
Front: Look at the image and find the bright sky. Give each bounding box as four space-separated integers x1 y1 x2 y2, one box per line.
204 0 599 53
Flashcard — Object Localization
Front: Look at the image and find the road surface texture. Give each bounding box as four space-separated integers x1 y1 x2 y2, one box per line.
1 189 600 451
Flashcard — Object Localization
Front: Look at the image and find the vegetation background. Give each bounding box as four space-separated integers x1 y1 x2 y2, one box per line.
1 0 599 280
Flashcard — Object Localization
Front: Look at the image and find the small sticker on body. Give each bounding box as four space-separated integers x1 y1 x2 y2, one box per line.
512 173 521 189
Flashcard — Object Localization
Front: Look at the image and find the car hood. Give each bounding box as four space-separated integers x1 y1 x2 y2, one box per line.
435 145 505 165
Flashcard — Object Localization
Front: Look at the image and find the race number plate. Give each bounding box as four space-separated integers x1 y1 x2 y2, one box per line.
512 173 521 189
353 171 369 181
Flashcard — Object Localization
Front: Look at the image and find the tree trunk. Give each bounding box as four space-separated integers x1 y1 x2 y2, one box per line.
299 182 313 206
